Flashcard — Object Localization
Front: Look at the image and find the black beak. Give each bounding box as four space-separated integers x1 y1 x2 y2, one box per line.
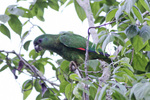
34 38 43 52
34 44 43 52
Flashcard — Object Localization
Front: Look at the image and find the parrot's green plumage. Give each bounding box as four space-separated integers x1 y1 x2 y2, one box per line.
34 32 111 65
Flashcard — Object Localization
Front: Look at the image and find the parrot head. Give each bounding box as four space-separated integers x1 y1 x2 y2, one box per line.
33 35 48 52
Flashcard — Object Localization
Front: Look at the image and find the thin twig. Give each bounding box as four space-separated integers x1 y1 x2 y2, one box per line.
19 20 35 54
88 77 102 88
130 48 134 65
79 69 102 74
88 15 128 32
82 30 91 100
0 50 59 87
94 64 111 100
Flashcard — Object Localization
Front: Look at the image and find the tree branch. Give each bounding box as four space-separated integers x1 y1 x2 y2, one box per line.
75 0 98 99
76 0 98 43
82 31 91 100
79 69 102 74
0 50 59 87
95 62 111 100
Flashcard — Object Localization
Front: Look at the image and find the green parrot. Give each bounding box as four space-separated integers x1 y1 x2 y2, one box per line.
34 32 111 65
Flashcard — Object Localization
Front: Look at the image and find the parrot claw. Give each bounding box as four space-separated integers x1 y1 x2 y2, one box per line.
69 61 78 71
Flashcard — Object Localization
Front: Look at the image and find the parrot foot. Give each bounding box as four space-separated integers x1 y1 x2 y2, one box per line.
69 61 83 78
69 61 78 71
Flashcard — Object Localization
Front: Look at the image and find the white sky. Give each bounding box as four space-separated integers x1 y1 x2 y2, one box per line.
0 0 89 100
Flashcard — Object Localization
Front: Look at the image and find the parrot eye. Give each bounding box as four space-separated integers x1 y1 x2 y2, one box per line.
38 39 42 43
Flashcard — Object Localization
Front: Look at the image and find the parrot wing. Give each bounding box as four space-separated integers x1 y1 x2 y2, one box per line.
59 32 101 52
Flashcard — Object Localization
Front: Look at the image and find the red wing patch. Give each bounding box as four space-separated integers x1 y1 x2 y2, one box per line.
77 48 85 51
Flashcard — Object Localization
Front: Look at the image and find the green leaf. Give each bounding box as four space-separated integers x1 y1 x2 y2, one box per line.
22 80 33 100
74 82 90 96
37 7 45 21
60 81 69 93
41 88 59 100
21 31 29 42
98 31 107 44
36 58 50 66
113 33 125 46
74 0 86 21
115 4 124 20
115 0 136 20
130 82 150 99
133 53 148 71
37 26 46 34
95 16 105 24
48 0 59 11
18 7 33 18
106 8 117 22
34 79 41 92
0 14 10 23
139 0 150 12
124 0 136 14
0 24 11 39
23 88 32 99
103 4 109 12
132 6 143 23
139 25 150 42
102 34 114 51
50 88 61 97
23 40 31 51
88 60 100 71
41 89 49 99
73 83 82 99
120 57 134 72
12 56 20 67
125 25 139 39
118 20 131 30
144 43 150 51
89 86 97 99
30 4 38 16
146 16 150 26
65 83 76 99
91 2 101 18
113 67 135 84
111 87 127 100
31 2 46 22
23 20 29 26
69 73 79 81
76 77 96 88
0 53 4 64
7 5 24 16
47 61 57 70
124 12 135 24
132 35 145 52
8 15 22 36
146 73 150 78
29 49 39 59
60 0 68 5
96 84 108 100
0 65 8 72
57 60 70 83
60 60 70 73
34 63 45 74
109 81 127 94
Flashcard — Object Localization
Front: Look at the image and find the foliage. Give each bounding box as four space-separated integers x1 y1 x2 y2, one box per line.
1 0 150 100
